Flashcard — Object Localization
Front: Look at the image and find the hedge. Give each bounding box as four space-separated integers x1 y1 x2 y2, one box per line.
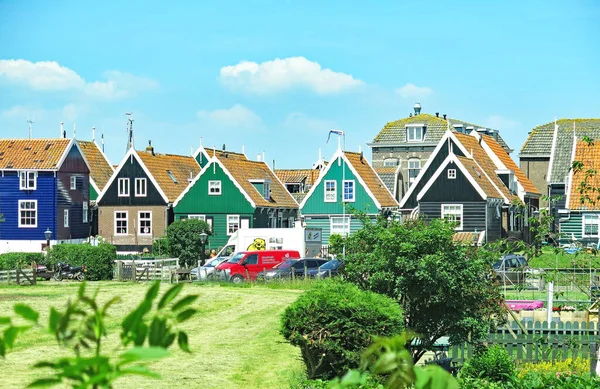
48 243 116 281
0 252 46 270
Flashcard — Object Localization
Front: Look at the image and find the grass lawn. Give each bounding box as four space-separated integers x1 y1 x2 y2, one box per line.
0 281 305 389
528 247 600 268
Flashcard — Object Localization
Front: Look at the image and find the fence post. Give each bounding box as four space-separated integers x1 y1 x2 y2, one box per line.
16 265 20 285
32 262 37 286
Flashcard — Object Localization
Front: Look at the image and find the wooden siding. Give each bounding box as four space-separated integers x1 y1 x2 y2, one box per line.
0 171 58 241
486 202 503 242
550 184 566 233
302 156 380 215
419 202 487 233
175 212 254 250
57 145 90 240
304 215 372 245
99 155 167 206
419 164 484 202
559 212 588 243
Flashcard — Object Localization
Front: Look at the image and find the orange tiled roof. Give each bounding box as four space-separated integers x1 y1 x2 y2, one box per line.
344 151 398 208
481 134 540 195
137 150 200 202
78 141 113 191
454 133 521 204
275 169 321 186
0 138 71 170
453 232 480 244
456 156 503 199
217 154 298 209
569 140 600 210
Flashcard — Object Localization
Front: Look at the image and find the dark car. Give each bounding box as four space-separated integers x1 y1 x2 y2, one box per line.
258 258 327 280
492 254 528 285
309 259 344 279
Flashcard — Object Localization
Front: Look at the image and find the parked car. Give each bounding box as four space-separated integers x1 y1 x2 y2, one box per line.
492 254 528 285
311 259 344 279
215 250 301 283
190 257 229 280
257 258 327 281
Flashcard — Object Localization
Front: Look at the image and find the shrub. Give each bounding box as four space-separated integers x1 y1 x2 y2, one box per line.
0 252 46 270
281 279 403 380
460 372 600 389
167 219 211 268
460 345 515 382
517 358 589 379
153 236 170 256
48 243 116 280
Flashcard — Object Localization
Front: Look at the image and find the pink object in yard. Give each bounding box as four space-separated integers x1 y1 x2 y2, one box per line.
505 300 544 311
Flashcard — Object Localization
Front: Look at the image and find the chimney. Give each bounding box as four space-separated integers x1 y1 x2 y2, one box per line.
409 113 413 117
443 114 447 120
60 122 64 138
188 171 193 183
436 112 439 118
257 153 262 162
242 145 245 156
413 102 421 115
146 140 155 156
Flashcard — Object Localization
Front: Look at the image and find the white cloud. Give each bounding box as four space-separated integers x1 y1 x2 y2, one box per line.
196 104 262 130
395 83 433 99
0 59 158 99
219 56 364 95
485 115 520 131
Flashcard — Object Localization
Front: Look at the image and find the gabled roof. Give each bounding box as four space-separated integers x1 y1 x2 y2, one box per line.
0 138 73 170
479 134 540 195
136 150 200 202
78 140 114 192
520 118 600 157
374 167 398 194
370 112 511 152
275 169 321 186
567 139 600 210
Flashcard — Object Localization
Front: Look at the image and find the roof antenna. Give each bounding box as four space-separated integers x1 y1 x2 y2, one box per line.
27 115 34 139
125 112 134 151
92 126 95 142
60 122 64 138
242 144 245 156
73 122 76 138
213 145 216 174
101 133 105 153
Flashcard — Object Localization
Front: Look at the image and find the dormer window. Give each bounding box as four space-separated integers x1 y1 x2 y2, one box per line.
406 125 425 142
19 171 37 190
263 181 271 200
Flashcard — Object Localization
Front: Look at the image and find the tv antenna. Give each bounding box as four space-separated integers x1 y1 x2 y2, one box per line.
125 112 134 151
27 115 35 139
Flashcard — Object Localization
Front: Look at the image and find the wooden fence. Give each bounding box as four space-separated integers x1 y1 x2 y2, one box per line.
0 268 37 285
449 320 597 364
114 258 179 283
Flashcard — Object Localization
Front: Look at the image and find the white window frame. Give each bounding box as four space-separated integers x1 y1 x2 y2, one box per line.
383 158 399 167
18 200 37 228
227 215 240 236
118 178 130 197
583 214 600 238
263 181 271 200
209 180 222 195
189 214 212 231
138 211 152 235
115 211 128 235
324 180 337 202
343 180 355 202
70 176 77 190
330 216 350 236
448 169 457 179
408 159 421 185
19 171 37 190
83 202 88 223
441 204 463 231
64 209 69 227
406 126 424 142
135 178 147 197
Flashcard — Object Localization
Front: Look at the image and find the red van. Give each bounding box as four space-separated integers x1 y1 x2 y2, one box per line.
215 250 301 283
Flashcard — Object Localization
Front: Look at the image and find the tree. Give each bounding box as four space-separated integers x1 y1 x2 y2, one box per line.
340 215 505 363
167 219 211 268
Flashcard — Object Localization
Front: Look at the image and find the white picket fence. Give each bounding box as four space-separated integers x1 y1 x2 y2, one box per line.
114 258 180 282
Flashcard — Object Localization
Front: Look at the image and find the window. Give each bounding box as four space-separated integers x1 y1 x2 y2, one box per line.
383 158 399 167
83 202 88 223
209 180 221 195
441 204 463 230
448 169 457 179
324 180 337 202
19 171 36 190
63 209 69 227
244 254 258 265
286 183 302 193
263 182 271 200
166 170 178 184
189 215 206 221
227 215 240 235
583 214 600 237
135 178 147 197
406 126 424 142
408 159 421 185
70 176 77 190
115 211 128 235
118 178 130 197
330 216 350 236
18 200 37 228
343 180 355 202
138 211 152 235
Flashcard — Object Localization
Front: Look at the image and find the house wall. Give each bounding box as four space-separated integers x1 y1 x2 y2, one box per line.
98 205 167 252
304 215 373 245
0 171 57 242
486 202 503 242
57 145 90 240
519 157 549 208
558 212 600 246
175 213 254 251
549 184 566 233
418 164 484 202
419 201 487 233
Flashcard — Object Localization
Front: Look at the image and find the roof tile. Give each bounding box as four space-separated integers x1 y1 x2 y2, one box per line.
78 141 113 191
344 151 398 208
0 139 71 170
137 151 200 202
569 140 600 210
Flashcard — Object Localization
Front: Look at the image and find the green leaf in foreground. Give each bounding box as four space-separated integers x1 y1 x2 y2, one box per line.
157 283 184 309
119 347 170 365
171 295 198 312
176 309 197 323
26 378 63 388
177 331 191 353
14 304 39 323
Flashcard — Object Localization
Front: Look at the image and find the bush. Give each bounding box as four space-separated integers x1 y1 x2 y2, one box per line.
517 358 589 379
153 237 170 256
460 345 515 382
48 243 116 280
0 252 46 270
281 279 403 380
460 373 600 389
167 219 211 268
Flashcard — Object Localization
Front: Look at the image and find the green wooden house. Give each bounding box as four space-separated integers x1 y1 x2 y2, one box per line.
299 149 398 244
173 147 299 250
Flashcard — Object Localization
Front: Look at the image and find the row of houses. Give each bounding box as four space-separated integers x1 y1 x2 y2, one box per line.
1 105 598 254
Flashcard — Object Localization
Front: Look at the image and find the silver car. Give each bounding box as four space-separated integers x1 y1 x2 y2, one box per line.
191 257 228 281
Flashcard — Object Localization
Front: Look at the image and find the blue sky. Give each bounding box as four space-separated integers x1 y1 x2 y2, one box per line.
1 0 599 168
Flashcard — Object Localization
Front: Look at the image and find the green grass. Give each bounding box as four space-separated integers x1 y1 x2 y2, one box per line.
528 247 600 268
0 281 305 389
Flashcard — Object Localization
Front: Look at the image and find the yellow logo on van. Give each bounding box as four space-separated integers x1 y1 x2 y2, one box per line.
247 238 266 251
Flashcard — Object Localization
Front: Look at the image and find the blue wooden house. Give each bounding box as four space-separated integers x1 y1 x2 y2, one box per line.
0 138 91 253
